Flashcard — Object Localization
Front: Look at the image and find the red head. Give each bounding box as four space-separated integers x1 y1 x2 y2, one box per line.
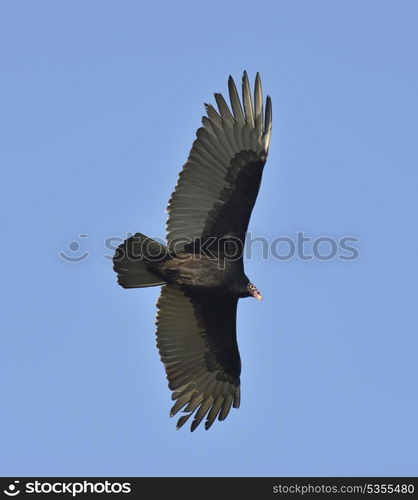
247 282 263 301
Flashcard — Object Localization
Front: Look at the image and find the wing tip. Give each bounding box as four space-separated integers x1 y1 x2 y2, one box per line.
265 95 273 133
241 70 254 126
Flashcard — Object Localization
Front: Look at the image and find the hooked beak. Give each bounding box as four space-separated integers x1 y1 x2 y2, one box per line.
248 283 263 301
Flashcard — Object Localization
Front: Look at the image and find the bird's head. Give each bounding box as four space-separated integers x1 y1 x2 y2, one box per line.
247 282 263 301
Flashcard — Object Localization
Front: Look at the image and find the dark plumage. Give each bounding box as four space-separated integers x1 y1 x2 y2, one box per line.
113 72 272 431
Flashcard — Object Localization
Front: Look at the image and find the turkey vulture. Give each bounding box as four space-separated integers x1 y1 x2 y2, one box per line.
113 72 272 431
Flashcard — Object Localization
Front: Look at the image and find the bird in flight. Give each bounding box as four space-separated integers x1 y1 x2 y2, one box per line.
113 72 272 431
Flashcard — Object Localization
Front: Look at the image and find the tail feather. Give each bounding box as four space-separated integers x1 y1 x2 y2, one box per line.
113 233 168 289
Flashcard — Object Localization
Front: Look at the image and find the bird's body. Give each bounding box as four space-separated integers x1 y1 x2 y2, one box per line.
113 72 272 431
155 253 248 295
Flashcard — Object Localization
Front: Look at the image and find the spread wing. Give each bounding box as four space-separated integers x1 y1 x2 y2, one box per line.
156 285 241 431
166 71 272 253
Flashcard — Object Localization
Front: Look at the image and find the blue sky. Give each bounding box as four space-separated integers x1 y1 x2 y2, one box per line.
1 0 417 476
